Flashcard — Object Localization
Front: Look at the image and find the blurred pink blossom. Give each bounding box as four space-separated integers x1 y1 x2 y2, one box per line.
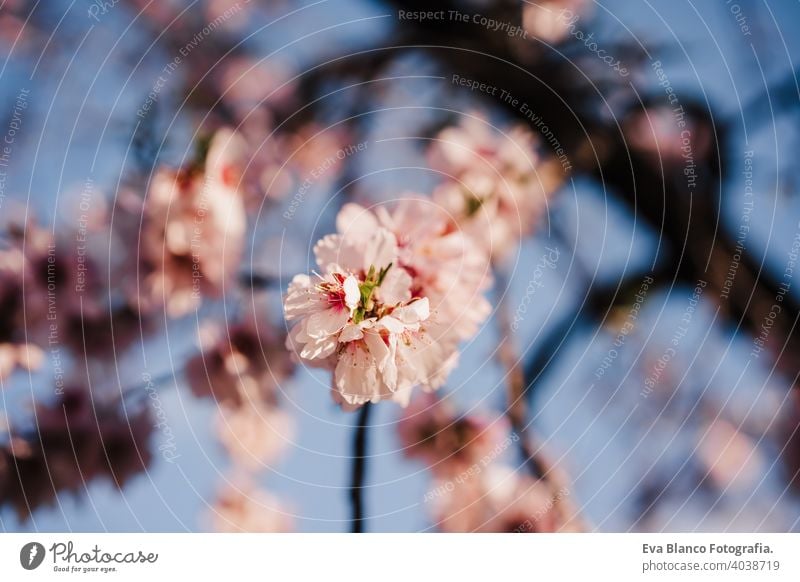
1 218 144 366
398 393 507 476
186 317 293 408
215 404 293 472
0 388 153 519
430 114 562 261
0 343 43 382
625 106 712 165
432 466 580 532
217 56 295 118
136 128 247 317
522 0 592 44
696 419 765 492
208 478 292 533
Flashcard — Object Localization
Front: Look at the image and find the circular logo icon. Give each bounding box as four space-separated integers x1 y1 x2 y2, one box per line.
19 542 46 570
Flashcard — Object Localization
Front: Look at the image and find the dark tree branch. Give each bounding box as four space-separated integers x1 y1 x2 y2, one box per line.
239 271 279 291
349 403 371 533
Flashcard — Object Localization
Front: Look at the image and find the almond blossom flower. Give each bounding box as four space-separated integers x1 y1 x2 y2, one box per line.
216 404 293 472
284 270 361 362
522 0 592 44
696 419 764 492
0 388 153 519
0 243 42 381
0 343 43 382
186 317 293 408
397 393 508 476
431 465 581 533
284 210 463 408
429 114 563 261
331 297 450 408
335 200 492 344
207 478 292 533
136 128 247 317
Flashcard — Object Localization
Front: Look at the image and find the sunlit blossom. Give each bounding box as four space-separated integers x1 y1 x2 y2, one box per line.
136 128 247 317
429 114 562 260
284 202 481 407
208 478 292 533
398 393 508 476
216 404 293 472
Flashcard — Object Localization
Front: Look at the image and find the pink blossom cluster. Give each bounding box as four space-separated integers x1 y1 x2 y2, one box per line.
0 238 43 379
188 311 295 532
187 316 295 473
208 477 293 534
129 123 346 319
429 113 564 261
0 388 152 519
284 199 492 408
132 129 247 318
398 393 508 476
522 0 592 44
0 215 145 381
431 465 580 532
397 395 580 532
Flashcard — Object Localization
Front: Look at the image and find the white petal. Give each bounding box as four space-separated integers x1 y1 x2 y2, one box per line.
313 234 344 271
378 316 405 334
376 266 412 305
393 297 430 324
336 203 378 242
284 275 326 320
334 343 383 404
339 322 364 343
206 127 248 187
395 329 455 389
362 227 398 271
343 275 360 310
299 335 338 360
314 235 365 273
391 385 414 407
286 321 306 352
306 307 349 338
364 330 397 391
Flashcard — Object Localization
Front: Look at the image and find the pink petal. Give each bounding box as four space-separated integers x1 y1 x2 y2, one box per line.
376 266 411 306
299 335 338 360
378 316 405 334
306 307 349 338
364 330 397 391
334 343 382 405
339 322 364 343
314 234 363 273
336 203 378 242
394 297 430 324
362 227 398 271
284 275 327 319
